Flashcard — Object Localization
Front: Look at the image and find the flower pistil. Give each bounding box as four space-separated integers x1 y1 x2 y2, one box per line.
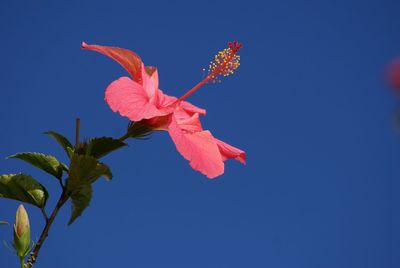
176 41 242 103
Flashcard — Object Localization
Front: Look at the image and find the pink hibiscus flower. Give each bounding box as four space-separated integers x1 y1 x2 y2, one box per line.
82 41 246 178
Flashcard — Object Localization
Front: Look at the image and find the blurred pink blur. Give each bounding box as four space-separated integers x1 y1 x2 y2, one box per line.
387 57 400 90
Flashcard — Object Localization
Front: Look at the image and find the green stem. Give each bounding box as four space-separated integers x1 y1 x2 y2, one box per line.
40 208 49 222
118 132 131 142
24 190 69 268
20 257 25 268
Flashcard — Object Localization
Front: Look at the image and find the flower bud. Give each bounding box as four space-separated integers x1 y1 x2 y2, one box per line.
13 204 31 257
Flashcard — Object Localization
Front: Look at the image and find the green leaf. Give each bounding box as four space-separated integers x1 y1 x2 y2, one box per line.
61 162 69 172
8 152 63 179
65 154 112 224
0 174 49 208
0 221 8 225
67 147 75 158
68 184 92 225
66 154 109 191
86 137 127 159
98 164 112 180
45 131 74 158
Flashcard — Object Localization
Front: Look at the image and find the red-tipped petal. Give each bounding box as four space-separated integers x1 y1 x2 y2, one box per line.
168 115 224 179
105 77 171 122
141 64 158 101
82 42 143 84
214 138 246 164
145 66 159 89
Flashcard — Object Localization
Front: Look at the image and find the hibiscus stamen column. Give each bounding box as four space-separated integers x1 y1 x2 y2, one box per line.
175 41 242 103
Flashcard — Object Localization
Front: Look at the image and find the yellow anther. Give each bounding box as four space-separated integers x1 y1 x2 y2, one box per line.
206 47 241 83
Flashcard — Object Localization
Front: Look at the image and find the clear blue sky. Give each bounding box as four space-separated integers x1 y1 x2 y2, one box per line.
1 0 400 267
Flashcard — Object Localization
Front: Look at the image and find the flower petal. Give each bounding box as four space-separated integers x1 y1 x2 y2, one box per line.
82 42 143 84
168 115 224 178
105 77 171 122
180 101 206 115
145 66 159 90
214 138 246 164
141 64 158 102
177 113 203 132
158 90 177 107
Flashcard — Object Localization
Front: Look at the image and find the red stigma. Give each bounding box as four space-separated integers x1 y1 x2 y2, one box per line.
228 41 243 53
